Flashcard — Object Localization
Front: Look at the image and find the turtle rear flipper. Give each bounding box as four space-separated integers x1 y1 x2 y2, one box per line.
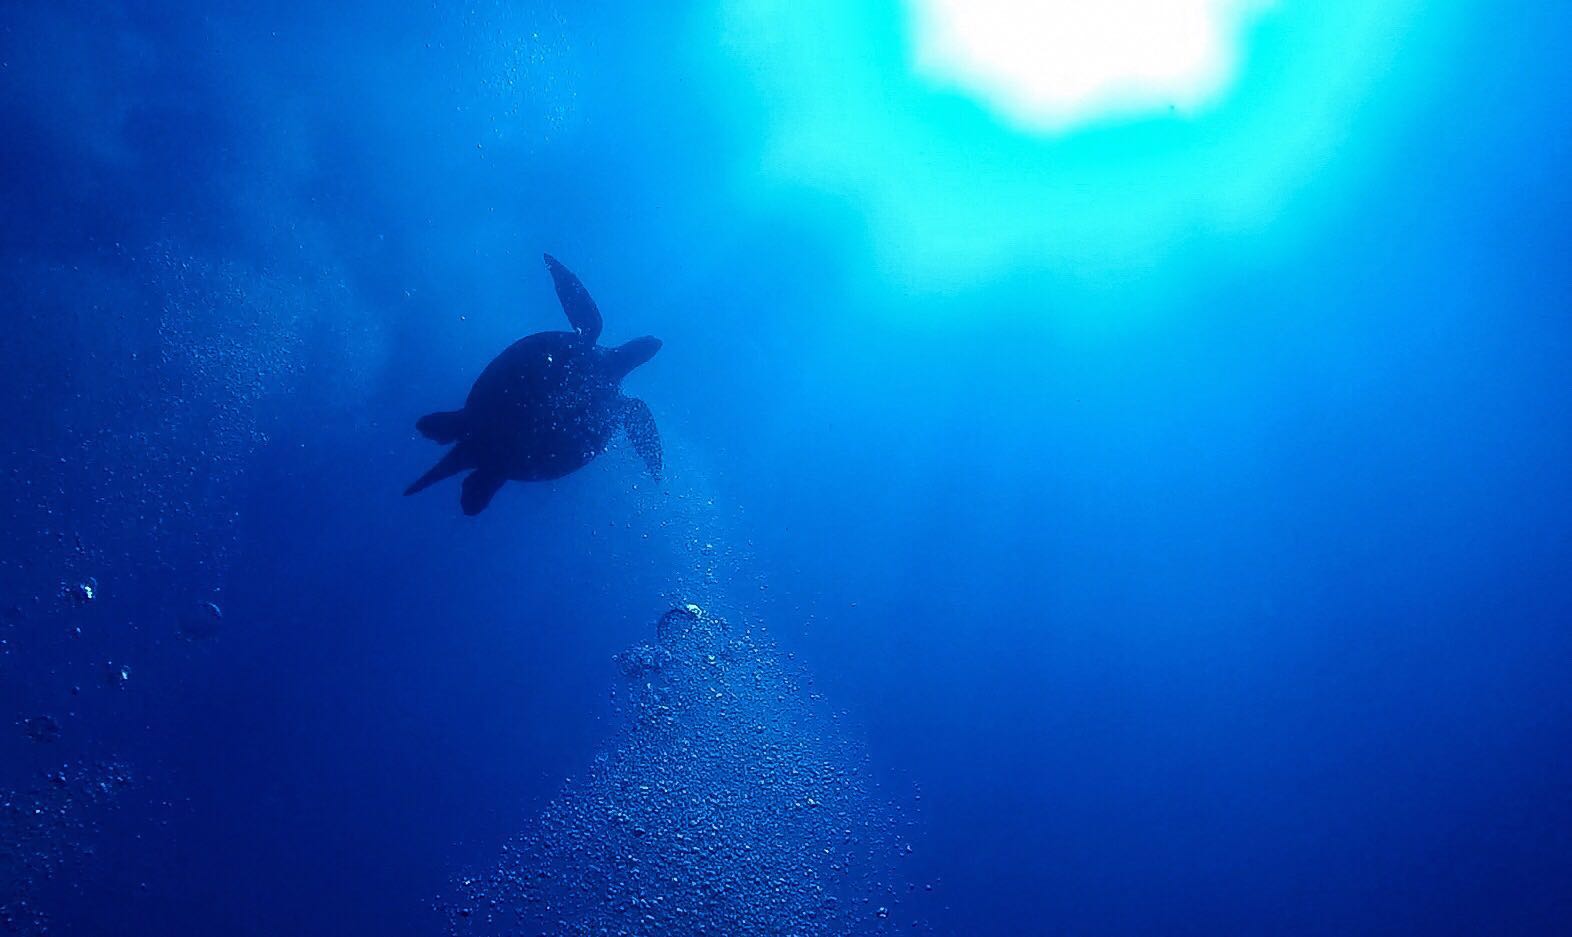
461 469 507 515
416 409 469 444
405 445 472 496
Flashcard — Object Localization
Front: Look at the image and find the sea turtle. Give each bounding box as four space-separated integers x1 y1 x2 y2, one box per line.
405 254 662 515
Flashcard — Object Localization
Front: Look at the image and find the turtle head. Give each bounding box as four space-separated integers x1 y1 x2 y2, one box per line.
602 336 662 383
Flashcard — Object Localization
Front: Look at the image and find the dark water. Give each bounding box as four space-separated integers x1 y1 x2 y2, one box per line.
3 1 1571 934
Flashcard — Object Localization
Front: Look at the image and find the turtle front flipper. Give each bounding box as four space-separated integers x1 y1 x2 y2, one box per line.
543 254 602 342
461 469 507 515
622 397 662 481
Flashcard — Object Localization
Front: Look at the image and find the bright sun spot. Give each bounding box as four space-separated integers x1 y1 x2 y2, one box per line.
911 0 1275 130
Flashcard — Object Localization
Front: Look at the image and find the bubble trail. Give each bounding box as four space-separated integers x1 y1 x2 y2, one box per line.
447 605 922 936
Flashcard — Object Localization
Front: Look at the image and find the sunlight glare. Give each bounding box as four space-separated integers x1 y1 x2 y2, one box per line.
911 0 1274 130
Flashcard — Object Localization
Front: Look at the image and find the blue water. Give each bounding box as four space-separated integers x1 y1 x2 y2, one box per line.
3 1 1571 934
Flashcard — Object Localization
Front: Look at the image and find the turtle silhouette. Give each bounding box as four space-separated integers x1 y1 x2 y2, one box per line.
405 254 662 515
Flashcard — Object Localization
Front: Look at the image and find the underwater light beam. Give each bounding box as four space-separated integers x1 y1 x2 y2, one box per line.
711 0 1427 291
911 0 1275 130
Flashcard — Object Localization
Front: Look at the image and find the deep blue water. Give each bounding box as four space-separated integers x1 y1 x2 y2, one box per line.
3 1 1572 934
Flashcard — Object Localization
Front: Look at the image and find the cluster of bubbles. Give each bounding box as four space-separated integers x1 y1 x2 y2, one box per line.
1 231 383 616
135 245 314 582
1 234 347 771
1 573 223 934
0 761 133 935
0 235 367 930
455 1 580 152
0 248 289 626
445 605 923 936
11 579 224 748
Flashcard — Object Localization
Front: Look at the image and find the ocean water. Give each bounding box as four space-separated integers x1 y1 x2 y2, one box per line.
3 1 1571 934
